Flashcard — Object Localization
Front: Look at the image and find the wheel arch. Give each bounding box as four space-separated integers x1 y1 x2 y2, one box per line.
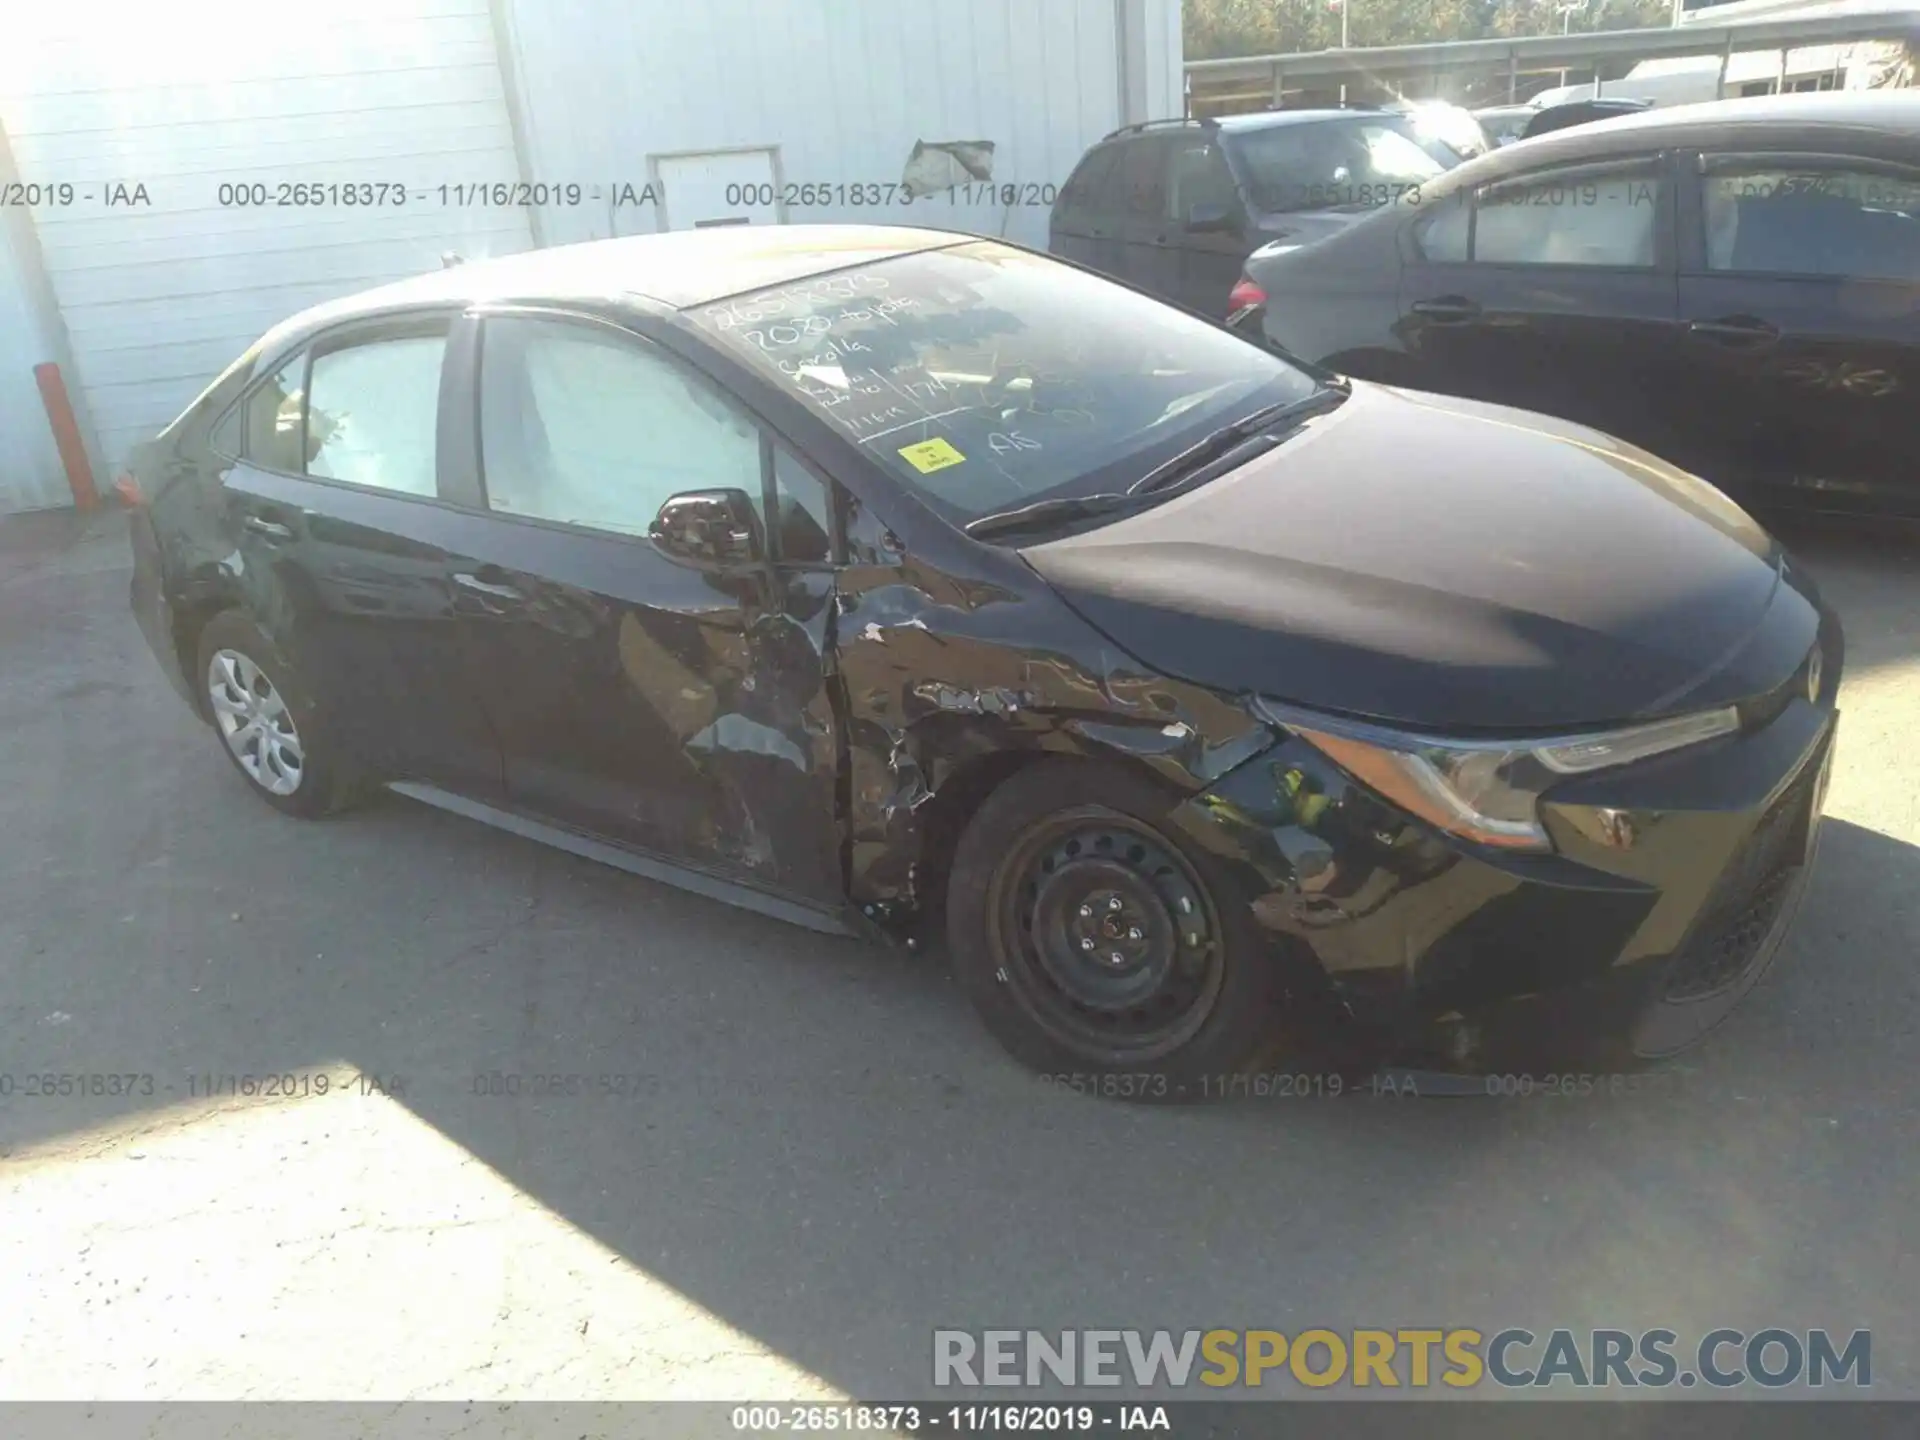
169 579 247 723
845 713 1255 931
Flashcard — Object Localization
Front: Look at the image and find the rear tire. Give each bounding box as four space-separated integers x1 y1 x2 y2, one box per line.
195 610 357 818
947 760 1281 1101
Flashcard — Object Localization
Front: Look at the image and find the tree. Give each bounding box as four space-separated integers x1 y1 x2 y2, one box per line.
1186 0 1671 59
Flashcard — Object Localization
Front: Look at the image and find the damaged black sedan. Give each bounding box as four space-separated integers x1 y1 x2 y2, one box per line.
127 224 1840 1094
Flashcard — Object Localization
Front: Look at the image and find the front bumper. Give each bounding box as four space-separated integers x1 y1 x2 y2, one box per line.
1170 644 1840 1075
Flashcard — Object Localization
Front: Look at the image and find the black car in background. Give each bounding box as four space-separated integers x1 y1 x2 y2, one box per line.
1049 109 1464 317
1475 98 1655 148
1474 103 1539 147
128 225 1839 1095
1521 96 1654 139
1235 93 1920 516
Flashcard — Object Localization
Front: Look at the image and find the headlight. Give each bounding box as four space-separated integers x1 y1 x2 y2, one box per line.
1253 698 1741 852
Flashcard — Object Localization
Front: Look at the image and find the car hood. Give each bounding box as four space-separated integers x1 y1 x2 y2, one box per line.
1019 383 1819 733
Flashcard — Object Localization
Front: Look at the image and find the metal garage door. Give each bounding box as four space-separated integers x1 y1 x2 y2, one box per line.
0 0 535 479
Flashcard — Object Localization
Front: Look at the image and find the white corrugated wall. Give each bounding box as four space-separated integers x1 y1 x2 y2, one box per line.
502 0 1185 252
0 0 1181 513
0 0 534 490
0 138 76 515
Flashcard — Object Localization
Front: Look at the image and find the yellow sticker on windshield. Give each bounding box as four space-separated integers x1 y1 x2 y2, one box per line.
898 437 966 474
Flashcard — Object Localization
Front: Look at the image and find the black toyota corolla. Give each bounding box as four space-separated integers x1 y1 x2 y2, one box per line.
125 224 1841 1097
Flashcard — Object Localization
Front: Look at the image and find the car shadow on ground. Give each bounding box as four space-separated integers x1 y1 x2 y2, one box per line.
5 551 1919 1397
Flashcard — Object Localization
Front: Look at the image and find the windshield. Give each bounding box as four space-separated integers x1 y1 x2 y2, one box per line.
1230 117 1447 213
686 241 1321 527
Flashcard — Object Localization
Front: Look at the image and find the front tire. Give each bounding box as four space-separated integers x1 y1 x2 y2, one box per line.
947 760 1281 1100
195 610 354 818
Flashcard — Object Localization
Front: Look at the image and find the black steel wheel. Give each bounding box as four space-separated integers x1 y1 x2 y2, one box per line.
948 760 1280 1097
988 810 1226 1062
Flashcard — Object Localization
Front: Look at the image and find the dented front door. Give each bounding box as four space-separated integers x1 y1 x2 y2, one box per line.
444 516 844 903
440 309 843 904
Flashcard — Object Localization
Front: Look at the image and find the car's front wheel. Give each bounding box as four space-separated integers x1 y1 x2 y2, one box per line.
947 760 1281 1100
195 610 355 818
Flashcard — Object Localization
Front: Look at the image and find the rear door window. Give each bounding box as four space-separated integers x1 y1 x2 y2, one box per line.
1166 138 1242 223
1700 156 1920 282
1118 136 1172 220
1475 164 1661 267
1059 145 1121 224
305 333 447 495
1433 161 1665 268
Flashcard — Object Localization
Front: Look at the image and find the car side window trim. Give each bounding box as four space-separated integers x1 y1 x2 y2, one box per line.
221 307 462 505
1686 149 1920 281
224 349 307 470
466 305 846 567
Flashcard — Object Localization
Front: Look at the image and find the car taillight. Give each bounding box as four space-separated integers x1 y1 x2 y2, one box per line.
1228 277 1267 312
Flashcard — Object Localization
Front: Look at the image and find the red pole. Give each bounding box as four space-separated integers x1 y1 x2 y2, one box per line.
33 361 99 511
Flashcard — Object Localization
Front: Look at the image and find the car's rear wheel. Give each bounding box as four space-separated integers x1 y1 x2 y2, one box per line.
195 611 355 818
947 760 1280 1100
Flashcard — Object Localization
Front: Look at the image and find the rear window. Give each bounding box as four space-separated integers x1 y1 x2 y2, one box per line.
1229 118 1445 213
686 241 1319 526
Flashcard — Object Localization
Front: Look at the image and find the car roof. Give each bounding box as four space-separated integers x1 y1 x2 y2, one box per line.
255 223 970 353
1524 89 1920 146
1212 107 1409 134
1538 97 1650 114
1432 89 1920 188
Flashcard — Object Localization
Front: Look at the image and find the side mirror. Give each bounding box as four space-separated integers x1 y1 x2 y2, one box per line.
1186 201 1235 233
649 488 764 569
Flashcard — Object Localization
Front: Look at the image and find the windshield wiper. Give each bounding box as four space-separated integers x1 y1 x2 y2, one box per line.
964 492 1145 541
1128 386 1349 498
964 386 1352 542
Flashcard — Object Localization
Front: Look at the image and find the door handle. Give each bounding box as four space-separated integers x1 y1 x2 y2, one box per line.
1688 317 1780 347
242 515 293 541
1409 297 1481 323
451 570 523 601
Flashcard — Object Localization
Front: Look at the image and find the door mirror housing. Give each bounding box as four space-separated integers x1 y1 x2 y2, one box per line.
1186 201 1236 234
649 488 764 569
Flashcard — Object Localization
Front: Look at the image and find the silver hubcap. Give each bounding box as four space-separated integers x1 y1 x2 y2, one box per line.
208 648 304 796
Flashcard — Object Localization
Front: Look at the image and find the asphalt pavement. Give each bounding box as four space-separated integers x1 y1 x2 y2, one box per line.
1 506 1916 1401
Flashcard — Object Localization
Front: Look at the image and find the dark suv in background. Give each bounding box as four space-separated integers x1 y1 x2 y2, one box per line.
1049 110 1467 317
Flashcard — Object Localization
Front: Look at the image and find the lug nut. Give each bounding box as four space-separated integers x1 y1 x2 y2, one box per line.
1127 926 1143 941
1080 937 1096 952
1108 896 1123 912
1109 952 1124 965
1078 904 1093 918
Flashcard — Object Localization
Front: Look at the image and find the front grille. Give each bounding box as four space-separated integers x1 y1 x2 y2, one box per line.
1660 762 1816 1002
